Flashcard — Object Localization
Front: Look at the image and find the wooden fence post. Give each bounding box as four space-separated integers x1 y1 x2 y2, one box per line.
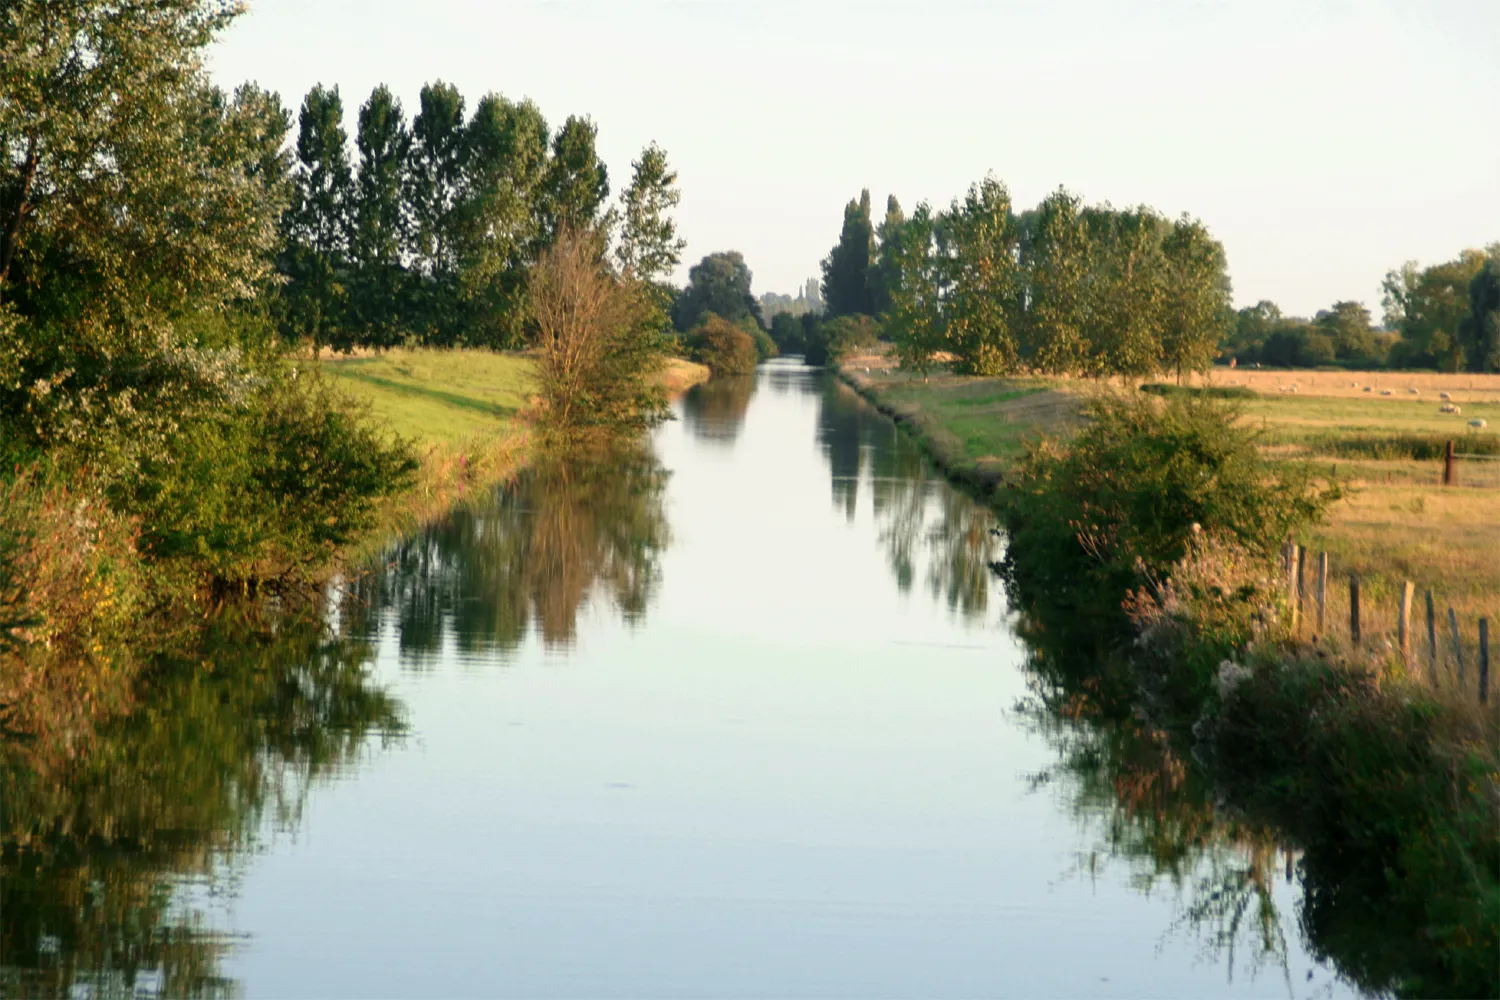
1449 607 1465 686
1288 543 1301 632
1443 439 1455 486
1350 575 1361 648
1399 581 1414 664
1316 552 1328 635
1480 618 1490 706
1425 590 1438 683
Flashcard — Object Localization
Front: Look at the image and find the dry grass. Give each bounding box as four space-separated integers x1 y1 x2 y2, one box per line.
1206 366 1500 404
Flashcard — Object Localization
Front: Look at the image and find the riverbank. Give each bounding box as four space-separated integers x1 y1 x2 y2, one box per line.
323 348 710 552
837 356 1498 997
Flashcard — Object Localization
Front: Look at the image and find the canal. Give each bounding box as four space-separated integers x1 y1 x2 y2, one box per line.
3 360 1361 998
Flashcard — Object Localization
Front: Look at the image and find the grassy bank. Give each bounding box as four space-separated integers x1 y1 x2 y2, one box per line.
322 348 710 547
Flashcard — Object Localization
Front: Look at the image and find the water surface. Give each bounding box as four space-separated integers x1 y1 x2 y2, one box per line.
3 360 1361 998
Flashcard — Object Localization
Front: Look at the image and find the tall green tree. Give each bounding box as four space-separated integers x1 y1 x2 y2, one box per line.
821 189 875 317
942 177 1022 375
1022 189 1092 375
1458 249 1500 372
1158 215 1231 382
1086 206 1166 378
405 81 467 340
455 93 550 347
615 142 685 284
672 252 759 332
1315 300 1377 365
884 203 944 375
282 84 353 350
870 194 905 317
349 84 410 346
541 115 610 240
1382 250 1488 370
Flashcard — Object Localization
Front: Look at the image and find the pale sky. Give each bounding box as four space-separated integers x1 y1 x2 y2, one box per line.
209 0 1500 319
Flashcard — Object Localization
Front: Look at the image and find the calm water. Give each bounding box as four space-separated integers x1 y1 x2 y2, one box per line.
3 361 1363 998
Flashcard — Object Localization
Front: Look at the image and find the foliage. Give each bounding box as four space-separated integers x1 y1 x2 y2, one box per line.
941 177 1023 375
1000 393 1338 640
528 227 668 441
768 311 807 354
1457 249 1500 372
821 188 875 317
804 314 878 367
1139 382 1256 400
882 203 944 374
615 142 685 283
686 312 760 375
672 251 761 332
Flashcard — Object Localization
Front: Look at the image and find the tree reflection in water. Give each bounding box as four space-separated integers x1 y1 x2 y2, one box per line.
0 611 404 1000
681 375 757 447
816 378 997 622
346 447 671 662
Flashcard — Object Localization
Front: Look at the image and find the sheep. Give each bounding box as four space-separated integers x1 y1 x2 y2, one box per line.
1440 391 1452 400
1362 386 1373 392
1379 389 1393 396
1470 418 1488 430
1440 403 1461 414
1407 388 1419 395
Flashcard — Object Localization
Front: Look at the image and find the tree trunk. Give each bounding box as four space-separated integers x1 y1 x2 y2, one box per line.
0 135 40 302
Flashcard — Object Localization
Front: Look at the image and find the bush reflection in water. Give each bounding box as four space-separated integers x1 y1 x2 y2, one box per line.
0 611 405 1000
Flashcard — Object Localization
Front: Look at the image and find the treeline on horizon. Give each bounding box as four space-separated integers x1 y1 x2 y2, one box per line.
1223 247 1500 372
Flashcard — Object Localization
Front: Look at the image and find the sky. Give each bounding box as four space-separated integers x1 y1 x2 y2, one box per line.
208 0 1500 320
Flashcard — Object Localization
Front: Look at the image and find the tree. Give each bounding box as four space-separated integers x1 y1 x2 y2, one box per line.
1383 250 1488 370
884 203 944 375
1315 300 1377 365
528 227 665 441
404 81 467 340
615 142 685 284
672 251 759 331
769 311 806 354
1159 215 1231 381
1022 189 1091 375
870 194 905 316
0 1 278 320
942 177 1022 375
348 84 410 346
281 85 353 350
1085 206 1167 379
454 93 550 348
541 115 609 240
686 313 759 375
1458 249 1500 372
821 189 875 317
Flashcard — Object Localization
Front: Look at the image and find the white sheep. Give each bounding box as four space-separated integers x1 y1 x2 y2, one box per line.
1440 403 1461 414
1440 391 1452 400
1407 388 1419 395
1470 418 1488 430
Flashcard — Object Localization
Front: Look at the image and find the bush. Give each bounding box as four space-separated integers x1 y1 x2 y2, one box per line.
1000 393 1338 642
1140 382 1256 400
804 314 878 366
686 313 759 375
749 326 779 362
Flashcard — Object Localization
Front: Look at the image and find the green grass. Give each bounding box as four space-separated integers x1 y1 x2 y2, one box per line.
321 349 534 445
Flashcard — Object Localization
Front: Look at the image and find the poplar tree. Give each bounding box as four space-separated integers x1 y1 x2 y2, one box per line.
349 85 410 346
1085 206 1166 379
885 203 944 375
405 81 467 340
821 189 875 317
541 115 610 240
942 177 1022 375
1159 215 1231 382
283 84 354 350
870 194 905 316
1022 189 1091 375
615 143 685 284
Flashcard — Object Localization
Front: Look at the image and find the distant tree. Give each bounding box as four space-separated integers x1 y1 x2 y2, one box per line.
869 194 905 316
615 142 685 284
673 251 760 331
942 177 1022 375
541 115 610 240
1315 300 1377 365
1158 215 1231 381
1458 249 1500 372
883 203 944 375
769 311 806 353
282 84 354 350
821 189 875 317
1084 205 1167 378
1022 188 1091 374
686 313 759 375
1383 250 1488 370
348 85 410 346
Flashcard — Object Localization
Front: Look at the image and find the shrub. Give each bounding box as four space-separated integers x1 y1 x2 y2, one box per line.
686 313 759 375
804 314 879 366
1000 393 1338 642
749 325 779 362
1139 382 1257 400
